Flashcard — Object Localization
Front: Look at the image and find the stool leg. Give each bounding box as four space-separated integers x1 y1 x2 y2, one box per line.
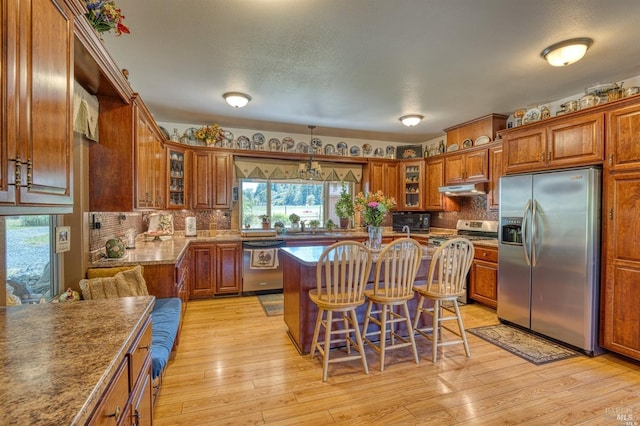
322 310 333 382
453 300 470 357
310 307 324 360
432 300 440 363
350 308 369 375
379 304 388 371
402 301 419 364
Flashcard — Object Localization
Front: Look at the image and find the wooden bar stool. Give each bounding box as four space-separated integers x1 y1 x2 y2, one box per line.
309 241 373 381
413 237 474 362
362 238 421 371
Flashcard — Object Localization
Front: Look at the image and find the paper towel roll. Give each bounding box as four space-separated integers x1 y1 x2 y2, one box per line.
185 217 197 236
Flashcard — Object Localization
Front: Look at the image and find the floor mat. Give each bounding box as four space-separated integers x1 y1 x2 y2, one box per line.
467 324 579 365
257 293 283 316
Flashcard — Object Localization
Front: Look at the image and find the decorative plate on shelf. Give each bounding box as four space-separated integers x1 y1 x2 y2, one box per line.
297 142 309 153
337 141 348 155
462 138 473 149
237 136 251 149
362 143 373 156
282 137 295 151
324 144 336 155
268 138 281 151
185 127 198 144
386 145 396 158
159 126 170 140
223 131 234 143
447 144 459 152
374 147 385 157
522 108 541 125
474 135 491 146
252 133 265 146
311 137 322 148
350 146 361 156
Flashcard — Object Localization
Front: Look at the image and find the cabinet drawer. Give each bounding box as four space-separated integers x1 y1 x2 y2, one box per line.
473 246 498 263
128 316 152 388
90 359 129 425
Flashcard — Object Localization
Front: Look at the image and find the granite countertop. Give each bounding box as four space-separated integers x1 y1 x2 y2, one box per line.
92 229 450 268
0 297 155 425
281 244 435 266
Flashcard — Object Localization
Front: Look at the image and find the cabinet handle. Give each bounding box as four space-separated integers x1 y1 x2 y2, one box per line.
139 344 150 351
547 152 551 162
108 405 122 421
483 252 487 256
13 155 22 186
609 209 613 220
609 153 613 165
540 153 545 162
26 159 33 189
133 409 141 425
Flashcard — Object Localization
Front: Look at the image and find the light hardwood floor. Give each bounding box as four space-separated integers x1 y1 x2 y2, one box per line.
154 297 640 425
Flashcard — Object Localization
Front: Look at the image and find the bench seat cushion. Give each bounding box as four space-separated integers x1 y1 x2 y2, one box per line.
151 297 181 379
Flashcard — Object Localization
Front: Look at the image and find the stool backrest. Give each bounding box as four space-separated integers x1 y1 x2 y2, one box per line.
426 237 474 296
371 238 422 298
316 241 372 304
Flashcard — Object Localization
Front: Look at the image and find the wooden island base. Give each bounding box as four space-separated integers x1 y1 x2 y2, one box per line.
281 246 434 354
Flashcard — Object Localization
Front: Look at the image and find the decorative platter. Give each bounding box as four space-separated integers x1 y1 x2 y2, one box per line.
185 127 198 144
462 138 473 149
474 135 491 146
324 144 336 155
386 145 396 158
252 133 265 146
297 142 309 153
311 137 322 149
223 130 234 142
237 136 250 149
447 144 459 152
362 143 372 156
374 147 385 157
282 137 295 151
337 141 348 155
522 108 541 125
350 146 361 156
268 138 281 151
159 126 170 140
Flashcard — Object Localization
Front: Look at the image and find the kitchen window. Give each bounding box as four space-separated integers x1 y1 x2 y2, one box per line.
241 180 352 228
4 215 57 304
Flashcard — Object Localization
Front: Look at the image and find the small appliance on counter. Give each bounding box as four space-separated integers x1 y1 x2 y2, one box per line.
392 212 430 234
124 228 137 249
185 217 197 237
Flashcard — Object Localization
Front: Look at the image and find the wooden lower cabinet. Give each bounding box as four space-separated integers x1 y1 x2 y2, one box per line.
189 242 242 298
89 317 152 425
469 245 498 309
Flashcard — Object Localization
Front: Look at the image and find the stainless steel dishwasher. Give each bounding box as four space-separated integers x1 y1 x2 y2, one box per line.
242 240 286 294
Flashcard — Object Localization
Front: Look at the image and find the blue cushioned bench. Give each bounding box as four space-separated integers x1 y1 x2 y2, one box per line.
150 297 181 379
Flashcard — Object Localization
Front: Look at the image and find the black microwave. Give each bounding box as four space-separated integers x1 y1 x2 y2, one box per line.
392 212 431 233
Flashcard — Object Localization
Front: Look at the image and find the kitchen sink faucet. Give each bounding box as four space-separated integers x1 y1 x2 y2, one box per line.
402 225 410 238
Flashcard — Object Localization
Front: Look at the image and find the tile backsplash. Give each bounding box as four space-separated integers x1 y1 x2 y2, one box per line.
428 195 498 229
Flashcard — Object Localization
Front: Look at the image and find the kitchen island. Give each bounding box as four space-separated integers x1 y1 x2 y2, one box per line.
0 297 154 425
281 245 434 354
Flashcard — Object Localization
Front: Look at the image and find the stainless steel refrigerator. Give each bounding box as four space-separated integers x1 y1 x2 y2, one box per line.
498 167 603 355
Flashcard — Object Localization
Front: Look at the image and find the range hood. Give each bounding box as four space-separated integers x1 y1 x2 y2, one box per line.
438 182 487 196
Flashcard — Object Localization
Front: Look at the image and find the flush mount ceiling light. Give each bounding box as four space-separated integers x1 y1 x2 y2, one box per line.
399 114 424 127
223 92 252 108
540 38 593 67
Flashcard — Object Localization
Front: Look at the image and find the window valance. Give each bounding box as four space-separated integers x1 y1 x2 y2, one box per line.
234 158 362 183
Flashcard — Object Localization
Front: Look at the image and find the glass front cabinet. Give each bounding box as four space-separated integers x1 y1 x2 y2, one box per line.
399 160 424 210
167 146 189 209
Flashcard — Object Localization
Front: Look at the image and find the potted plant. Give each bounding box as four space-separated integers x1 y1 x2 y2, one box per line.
273 220 285 234
335 184 354 229
259 214 270 230
308 219 320 232
325 219 336 231
289 213 301 230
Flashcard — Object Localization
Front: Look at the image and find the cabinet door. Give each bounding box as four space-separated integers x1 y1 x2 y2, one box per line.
0 0 17 205
14 0 73 207
400 161 423 210
424 158 460 212
212 153 231 209
607 103 640 172
487 145 503 210
135 114 151 208
547 112 604 169
215 243 241 294
128 357 153 426
192 152 212 209
601 173 640 359
503 126 547 174
444 154 465 185
167 146 189 209
469 259 498 309
464 149 489 182
368 160 399 204
190 244 215 298
151 135 165 208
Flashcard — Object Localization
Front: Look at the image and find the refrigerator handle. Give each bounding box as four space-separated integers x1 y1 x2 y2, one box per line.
531 199 538 267
522 199 532 266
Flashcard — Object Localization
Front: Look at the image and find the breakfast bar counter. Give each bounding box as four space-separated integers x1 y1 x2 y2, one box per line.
280 245 434 354
0 297 154 425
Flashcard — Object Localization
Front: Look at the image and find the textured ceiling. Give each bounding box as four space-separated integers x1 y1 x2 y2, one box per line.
103 0 640 143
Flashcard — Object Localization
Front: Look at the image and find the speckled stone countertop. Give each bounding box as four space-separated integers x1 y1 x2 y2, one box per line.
91 229 452 268
0 297 155 425
281 244 435 266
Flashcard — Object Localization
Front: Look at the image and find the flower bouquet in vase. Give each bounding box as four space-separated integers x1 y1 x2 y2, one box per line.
354 190 396 249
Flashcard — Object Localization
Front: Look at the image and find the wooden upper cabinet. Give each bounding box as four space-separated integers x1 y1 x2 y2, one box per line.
0 0 73 211
135 104 165 209
399 160 423 210
424 157 460 212
444 149 489 185
192 152 231 209
502 112 604 174
607 103 640 171
368 160 400 206
166 144 190 209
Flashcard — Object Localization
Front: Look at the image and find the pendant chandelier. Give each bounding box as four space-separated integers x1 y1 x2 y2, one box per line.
298 125 322 180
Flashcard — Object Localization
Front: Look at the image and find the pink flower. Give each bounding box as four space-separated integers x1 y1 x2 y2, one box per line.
368 201 379 209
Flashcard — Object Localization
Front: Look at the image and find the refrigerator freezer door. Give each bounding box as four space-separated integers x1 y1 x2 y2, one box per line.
530 168 601 352
497 174 533 328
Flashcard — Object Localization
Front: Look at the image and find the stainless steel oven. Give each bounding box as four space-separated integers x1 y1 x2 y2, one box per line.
242 240 286 294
